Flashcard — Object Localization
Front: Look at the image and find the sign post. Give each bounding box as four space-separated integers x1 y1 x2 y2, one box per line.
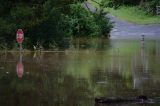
16 29 24 52
16 29 24 78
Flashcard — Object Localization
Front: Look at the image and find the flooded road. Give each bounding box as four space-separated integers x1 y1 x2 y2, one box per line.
0 38 160 106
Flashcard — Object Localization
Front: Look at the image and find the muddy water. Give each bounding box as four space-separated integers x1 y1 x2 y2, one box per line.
0 38 160 106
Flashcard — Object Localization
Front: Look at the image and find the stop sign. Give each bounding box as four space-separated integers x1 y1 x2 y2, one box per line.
16 29 24 43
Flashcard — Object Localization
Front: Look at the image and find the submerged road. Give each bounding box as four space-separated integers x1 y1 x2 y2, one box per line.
83 2 160 39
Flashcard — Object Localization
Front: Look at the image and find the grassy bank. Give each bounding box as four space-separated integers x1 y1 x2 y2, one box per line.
88 0 160 24
108 6 160 24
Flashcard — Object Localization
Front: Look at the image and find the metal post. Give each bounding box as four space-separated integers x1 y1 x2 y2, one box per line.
19 50 22 63
19 43 23 63
19 43 22 52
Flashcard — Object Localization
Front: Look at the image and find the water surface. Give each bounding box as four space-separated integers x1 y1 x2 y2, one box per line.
0 38 160 106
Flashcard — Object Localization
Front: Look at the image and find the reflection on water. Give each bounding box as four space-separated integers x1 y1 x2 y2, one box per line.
16 52 24 78
0 38 160 106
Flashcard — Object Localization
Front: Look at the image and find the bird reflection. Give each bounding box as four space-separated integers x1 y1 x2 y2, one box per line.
16 52 24 78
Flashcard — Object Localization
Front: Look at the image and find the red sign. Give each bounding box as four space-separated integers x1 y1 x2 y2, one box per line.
16 61 24 78
16 29 24 43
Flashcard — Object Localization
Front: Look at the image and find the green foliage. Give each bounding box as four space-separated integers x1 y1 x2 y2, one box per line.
0 0 112 50
60 3 112 38
60 3 100 37
94 13 113 37
139 0 160 15
90 0 113 36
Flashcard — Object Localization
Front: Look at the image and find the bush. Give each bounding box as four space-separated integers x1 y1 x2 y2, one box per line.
60 3 100 37
93 10 113 37
60 3 113 38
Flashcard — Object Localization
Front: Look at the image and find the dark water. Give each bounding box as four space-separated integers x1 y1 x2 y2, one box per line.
0 38 160 106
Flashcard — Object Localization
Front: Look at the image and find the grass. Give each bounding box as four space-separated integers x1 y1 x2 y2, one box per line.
88 0 160 24
107 6 160 24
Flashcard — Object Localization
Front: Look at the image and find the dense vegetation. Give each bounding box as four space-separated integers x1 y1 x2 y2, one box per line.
0 0 112 50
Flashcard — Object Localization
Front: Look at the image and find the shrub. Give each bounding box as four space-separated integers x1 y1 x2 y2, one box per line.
60 3 113 38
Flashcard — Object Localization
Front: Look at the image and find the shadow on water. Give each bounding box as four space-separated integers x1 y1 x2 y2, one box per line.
0 38 160 106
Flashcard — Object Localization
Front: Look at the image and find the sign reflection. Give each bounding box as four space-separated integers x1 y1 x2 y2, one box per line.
16 52 24 78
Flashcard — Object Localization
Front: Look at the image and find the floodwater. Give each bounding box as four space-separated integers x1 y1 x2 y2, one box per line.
0 38 160 106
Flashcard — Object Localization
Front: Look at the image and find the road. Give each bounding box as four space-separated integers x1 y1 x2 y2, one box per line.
83 2 160 39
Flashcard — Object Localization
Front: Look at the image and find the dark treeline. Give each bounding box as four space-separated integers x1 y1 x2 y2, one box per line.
105 0 160 14
0 0 112 50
